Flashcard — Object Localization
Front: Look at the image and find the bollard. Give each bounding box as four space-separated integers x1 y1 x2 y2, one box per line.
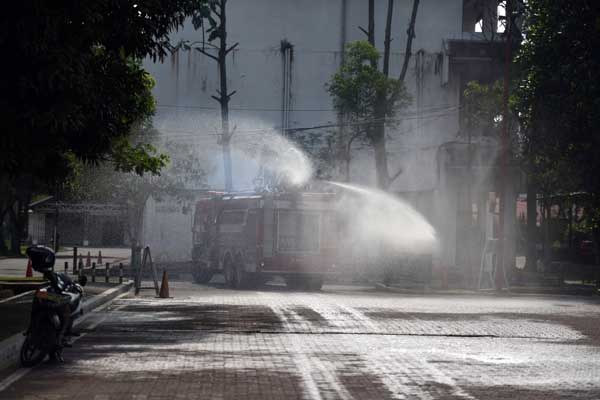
76 255 83 275
119 263 123 284
105 262 110 283
91 262 96 283
64 261 68 274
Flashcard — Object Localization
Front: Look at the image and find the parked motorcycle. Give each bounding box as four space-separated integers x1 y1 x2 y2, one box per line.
20 246 87 366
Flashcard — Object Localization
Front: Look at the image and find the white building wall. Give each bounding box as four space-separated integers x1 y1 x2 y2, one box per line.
143 0 469 266
142 197 195 262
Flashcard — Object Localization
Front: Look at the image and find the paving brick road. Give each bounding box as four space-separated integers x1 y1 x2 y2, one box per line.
1 282 600 399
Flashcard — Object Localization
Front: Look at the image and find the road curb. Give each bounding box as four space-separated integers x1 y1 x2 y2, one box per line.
374 282 599 297
0 280 133 371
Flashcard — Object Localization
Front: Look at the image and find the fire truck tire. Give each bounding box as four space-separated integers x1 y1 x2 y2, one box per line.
191 262 213 284
233 255 253 289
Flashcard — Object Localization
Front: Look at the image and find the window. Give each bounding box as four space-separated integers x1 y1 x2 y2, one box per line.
277 210 320 253
220 210 246 225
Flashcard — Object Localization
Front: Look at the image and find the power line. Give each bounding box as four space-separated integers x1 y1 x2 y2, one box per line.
158 109 457 137
156 109 460 150
155 103 459 114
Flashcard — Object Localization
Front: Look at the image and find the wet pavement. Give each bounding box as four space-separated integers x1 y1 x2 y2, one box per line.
1 281 600 399
0 283 128 341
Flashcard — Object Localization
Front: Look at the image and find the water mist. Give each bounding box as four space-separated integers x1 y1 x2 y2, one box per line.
327 181 437 255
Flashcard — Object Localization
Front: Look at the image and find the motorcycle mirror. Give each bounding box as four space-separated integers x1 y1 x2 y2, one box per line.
78 275 88 287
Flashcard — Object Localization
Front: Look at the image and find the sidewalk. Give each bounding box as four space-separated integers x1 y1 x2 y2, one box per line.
0 281 133 370
0 247 130 278
0 282 128 342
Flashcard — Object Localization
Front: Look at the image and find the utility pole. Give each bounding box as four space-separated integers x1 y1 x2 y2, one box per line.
495 0 512 290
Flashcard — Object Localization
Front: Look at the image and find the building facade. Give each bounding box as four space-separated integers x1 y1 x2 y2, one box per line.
28 198 128 248
143 0 514 285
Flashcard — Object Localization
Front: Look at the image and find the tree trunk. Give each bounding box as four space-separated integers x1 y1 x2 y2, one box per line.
542 199 551 267
0 209 8 256
8 207 21 255
370 0 395 190
219 0 233 192
373 0 419 190
399 0 420 82
525 179 537 271
344 158 350 182
372 132 390 189
593 226 600 266
367 0 375 46
382 0 394 77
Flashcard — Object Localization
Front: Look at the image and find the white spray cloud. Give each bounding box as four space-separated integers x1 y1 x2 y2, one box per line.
231 122 313 189
328 181 437 254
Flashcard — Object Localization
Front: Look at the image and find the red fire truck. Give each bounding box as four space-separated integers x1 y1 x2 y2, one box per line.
191 191 338 290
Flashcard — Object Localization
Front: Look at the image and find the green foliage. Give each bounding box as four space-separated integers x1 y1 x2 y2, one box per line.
111 138 169 177
65 123 211 204
463 81 504 135
0 0 206 183
64 123 211 242
514 0 600 252
515 0 600 194
325 41 410 182
462 80 521 155
327 41 409 123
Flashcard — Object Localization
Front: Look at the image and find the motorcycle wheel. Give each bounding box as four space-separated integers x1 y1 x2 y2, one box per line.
20 335 47 367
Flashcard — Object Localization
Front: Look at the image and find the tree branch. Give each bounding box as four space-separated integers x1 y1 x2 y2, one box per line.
195 47 219 62
367 0 375 46
358 26 369 37
225 42 239 55
389 167 403 184
399 0 420 82
229 124 237 140
211 94 222 103
383 0 394 77
190 40 219 50
346 131 363 156
226 90 237 99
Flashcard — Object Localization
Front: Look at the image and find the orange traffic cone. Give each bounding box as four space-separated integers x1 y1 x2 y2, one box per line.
86 251 91 267
97 251 102 264
25 259 33 278
158 270 170 298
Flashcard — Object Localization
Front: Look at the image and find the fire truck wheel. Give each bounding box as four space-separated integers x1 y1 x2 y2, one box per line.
233 256 252 289
192 262 213 284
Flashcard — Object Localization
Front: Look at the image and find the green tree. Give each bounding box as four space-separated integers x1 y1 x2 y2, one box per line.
353 0 420 189
65 123 211 245
515 0 600 263
327 41 409 183
0 0 205 254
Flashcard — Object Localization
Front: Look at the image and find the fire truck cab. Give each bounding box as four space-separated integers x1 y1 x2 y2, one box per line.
191 191 338 290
